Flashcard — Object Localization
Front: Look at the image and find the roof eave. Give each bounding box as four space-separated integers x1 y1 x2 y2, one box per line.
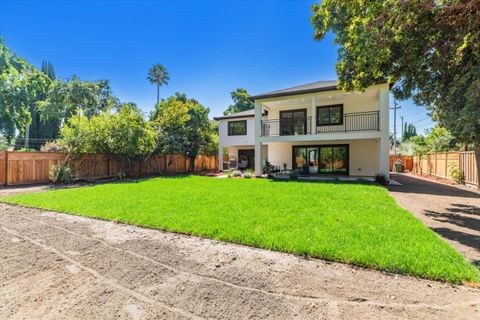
248 85 338 101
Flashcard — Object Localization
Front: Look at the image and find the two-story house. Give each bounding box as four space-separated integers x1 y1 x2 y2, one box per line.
215 80 390 178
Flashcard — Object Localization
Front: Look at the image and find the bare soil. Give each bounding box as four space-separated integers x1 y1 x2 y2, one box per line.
0 203 479 319
389 173 480 264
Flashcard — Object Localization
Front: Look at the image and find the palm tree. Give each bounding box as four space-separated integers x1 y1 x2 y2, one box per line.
147 64 170 105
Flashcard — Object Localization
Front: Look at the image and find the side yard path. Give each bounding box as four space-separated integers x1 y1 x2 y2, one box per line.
0 203 479 320
389 173 480 264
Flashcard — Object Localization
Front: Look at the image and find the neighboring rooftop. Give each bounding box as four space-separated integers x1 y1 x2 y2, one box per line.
249 80 338 100
212 109 255 121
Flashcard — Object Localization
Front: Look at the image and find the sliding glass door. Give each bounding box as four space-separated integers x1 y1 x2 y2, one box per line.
319 145 348 174
293 145 348 175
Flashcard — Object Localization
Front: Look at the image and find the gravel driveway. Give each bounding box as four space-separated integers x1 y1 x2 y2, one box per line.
389 173 480 264
0 203 479 319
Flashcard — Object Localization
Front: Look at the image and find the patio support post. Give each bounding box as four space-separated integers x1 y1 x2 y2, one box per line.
379 85 390 178
218 144 224 171
254 101 262 177
311 96 316 135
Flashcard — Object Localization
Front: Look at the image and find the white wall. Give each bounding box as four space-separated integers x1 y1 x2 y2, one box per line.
218 117 255 147
267 139 380 176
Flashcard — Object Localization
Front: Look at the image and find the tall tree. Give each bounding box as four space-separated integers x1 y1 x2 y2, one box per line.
147 64 170 105
403 122 417 141
0 39 49 142
223 88 254 115
27 60 59 148
37 76 118 125
311 0 480 186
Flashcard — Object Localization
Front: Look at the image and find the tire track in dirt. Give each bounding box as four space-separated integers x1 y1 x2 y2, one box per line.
7 210 479 312
0 225 205 320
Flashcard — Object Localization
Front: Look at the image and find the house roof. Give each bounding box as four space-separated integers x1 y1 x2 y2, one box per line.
212 109 255 121
249 80 338 100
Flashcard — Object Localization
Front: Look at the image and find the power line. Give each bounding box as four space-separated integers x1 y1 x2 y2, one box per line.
410 116 431 124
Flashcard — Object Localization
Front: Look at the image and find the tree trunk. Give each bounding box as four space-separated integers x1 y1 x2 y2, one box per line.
156 84 160 105
189 155 196 173
475 145 480 190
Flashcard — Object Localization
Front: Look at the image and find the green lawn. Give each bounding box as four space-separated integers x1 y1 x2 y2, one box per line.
1 176 478 283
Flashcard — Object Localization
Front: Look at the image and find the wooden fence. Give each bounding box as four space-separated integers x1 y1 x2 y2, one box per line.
0 151 218 186
412 151 478 187
389 155 414 172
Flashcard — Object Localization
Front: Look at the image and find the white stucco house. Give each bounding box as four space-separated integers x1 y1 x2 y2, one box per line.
214 80 390 178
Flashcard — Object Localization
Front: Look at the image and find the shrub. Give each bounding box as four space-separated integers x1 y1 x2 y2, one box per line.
263 160 273 174
226 169 233 178
289 170 298 180
231 170 242 177
243 171 253 178
40 141 65 152
50 164 76 184
116 170 127 181
449 165 465 184
375 173 389 186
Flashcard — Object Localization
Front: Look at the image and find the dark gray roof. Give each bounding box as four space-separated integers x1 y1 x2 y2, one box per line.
213 109 255 121
249 80 338 100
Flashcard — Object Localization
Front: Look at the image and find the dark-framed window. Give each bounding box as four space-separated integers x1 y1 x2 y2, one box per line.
280 109 307 135
228 120 247 136
317 104 343 126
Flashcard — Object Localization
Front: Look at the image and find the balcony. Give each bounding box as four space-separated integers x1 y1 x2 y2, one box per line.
261 111 379 137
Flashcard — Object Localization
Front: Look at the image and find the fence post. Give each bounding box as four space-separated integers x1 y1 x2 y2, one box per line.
445 153 448 179
4 151 8 187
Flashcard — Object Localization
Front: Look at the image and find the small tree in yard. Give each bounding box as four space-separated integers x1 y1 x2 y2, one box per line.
311 1 480 187
60 105 157 175
151 93 213 171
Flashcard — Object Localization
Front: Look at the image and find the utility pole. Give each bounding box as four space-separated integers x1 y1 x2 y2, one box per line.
400 116 404 142
390 101 401 155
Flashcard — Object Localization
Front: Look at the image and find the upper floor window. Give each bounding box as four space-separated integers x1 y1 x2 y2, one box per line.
317 104 343 126
228 120 247 135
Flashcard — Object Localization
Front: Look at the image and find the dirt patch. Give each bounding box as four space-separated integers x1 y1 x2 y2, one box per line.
0 203 479 319
389 173 480 264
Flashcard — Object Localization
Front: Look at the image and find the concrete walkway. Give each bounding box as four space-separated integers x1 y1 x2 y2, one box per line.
389 173 480 264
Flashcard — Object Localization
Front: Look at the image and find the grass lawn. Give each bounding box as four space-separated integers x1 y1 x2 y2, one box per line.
1 175 478 283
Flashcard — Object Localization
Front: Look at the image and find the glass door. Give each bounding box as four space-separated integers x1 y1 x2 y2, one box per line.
293 146 318 174
319 145 348 175
280 109 306 136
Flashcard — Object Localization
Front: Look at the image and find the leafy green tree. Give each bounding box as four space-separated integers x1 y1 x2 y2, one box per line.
152 93 213 170
27 60 59 148
311 1 480 186
403 122 417 141
37 76 118 124
223 88 254 115
147 64 169 105
60 106 157 173
0 39 49 142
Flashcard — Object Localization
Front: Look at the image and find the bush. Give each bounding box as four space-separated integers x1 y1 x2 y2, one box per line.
289 170 298 180
50 164 76 184
449 165 465 184
41 141 65 152
226 169 233 178
375 173 389 186
243 171 253 178
231 170 242 177
116 170 127 181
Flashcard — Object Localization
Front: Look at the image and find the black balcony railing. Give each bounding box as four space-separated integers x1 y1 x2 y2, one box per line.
261 116 311 137
261 111 379 137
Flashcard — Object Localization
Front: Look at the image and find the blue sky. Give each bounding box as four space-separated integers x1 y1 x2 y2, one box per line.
0 0 434 136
